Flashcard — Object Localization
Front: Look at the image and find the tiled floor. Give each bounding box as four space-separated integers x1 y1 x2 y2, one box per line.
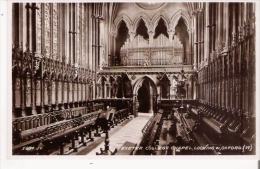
86 113 153 155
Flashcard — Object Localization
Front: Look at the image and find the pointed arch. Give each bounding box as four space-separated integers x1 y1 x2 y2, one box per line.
186 2 204 15
97 75 108 85
121 73 133 98
158 73 171 99
124 73 132 82
133 75 158 113
109 75 116 82
109 3 119 33
151 12 171 32
186 74 198 84
133 75 157 95
57 73 63 81
113 14 132 33
157 72 171 82
132 13 151 32
171 9 191 31
96 76 103 85
63 73 68 81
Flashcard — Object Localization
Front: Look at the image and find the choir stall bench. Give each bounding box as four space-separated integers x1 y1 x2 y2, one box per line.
95 108 117 155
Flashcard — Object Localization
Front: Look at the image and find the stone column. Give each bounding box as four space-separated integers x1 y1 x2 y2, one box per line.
148 31 154 46
67 79 71 109
108 85 111 98
68 4 72 64
186 84 189 99
79 4 83 68
87 4 91 70
197 10 201 65
21 3 32 116
148 82 153 114
92 15 96 71
114 35 117 65
64 4 69 63
204 3 210 62
217 3 223 51
168 30 175 44
193 14 198 71
188 28 193 65
129 31 135 43
104 82 108 98
90 83 93 101
72 3 76 64
193 80 197 100
96 18 100 71
31 3 41 115
96 84 100 99
156 85 161 100
100 83 103 98
86 82 89 101
223 3 229 51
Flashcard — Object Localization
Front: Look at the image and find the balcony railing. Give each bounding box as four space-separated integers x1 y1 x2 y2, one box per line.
108 56 187 67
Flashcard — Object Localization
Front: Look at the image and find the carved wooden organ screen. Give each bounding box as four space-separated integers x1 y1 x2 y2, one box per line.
120 34 184 66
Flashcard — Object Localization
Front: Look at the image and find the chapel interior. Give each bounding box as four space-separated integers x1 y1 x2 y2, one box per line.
11 2 256 155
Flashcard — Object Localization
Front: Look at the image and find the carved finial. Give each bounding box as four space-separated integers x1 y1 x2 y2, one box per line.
247 20 251 36
33 56 42 76
251 15 255 32
238 26 243 41
232 32 236 46
221 41 225 50
243 21 247 37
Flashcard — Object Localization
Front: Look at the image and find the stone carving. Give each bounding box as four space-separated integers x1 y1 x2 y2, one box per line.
33 56 41 75
53 3 58 59
37 3 42 53
45 3 51 57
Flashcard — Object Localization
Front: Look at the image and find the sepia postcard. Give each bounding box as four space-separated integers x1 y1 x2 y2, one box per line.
1 0 259 169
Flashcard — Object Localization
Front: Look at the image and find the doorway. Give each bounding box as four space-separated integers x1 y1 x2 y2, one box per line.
137 82 150 112
134 77 157 113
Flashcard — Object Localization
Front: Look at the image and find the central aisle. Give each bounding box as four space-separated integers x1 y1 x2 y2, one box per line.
86 113 153 155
